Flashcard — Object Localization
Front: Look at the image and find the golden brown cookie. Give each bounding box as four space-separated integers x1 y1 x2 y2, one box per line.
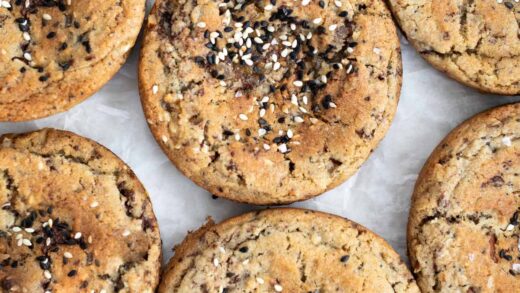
388 0 520 95
408 103 520 292
139 0 402 204
159 208 419 293
0 0 145 121
0 129 161 292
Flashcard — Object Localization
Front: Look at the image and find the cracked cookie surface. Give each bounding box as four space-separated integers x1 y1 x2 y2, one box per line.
159 208 419 293
408 103 520 292
0 128 161 292
139 0 402 204
0 0 145 121
388 0 520 95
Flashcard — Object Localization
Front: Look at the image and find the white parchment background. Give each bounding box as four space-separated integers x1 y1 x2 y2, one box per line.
1 17 520 264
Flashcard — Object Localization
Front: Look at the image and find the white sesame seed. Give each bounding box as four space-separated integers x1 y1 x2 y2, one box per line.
274 284 283 292
264 4 273 10
245 59 254 66
17 239 23 246
213 258 219 267
302 96 308 105
90 201 99 208
512 263 520 273
299 107 308 113
294 116 304 123
313 18 322 24
1 1 11 8
335 0 342 6
310 117 318 124
256 277 265 284
254 37 263 44
291 95 298 105
88 235 93 244
197 22 206 28
23 32 31 41
258 128 267 136
12 226 21 232
260 108 266 117
235 91 243 98
23 52 32 61
278 144 288 153
329 24 337 31
302 0 310 5
64 252 73 259
267 26 275 33
100 290 107 293
16 234 22 240
329 102 337 108
151 85 159 94
235 133 241 141
263 144 270 150
48 219 53 227
503 136 512 146
287 129 293 138
44 270 52 279
273 62 281 71
321 75 328 83
293 80 303 87
42 13 52 20
347 47 354 53
46 238 51 246
281 48 291 57
373 47 381 55
22 238 32 246
74 232 82 239
219 80 227 87
122 230 131 237
239 114 248 121
24 228 34 233
290 23 296 31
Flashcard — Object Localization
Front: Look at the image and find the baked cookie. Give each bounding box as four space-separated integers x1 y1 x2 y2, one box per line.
0 129 161 292
408 103 520 292
388 0 520 95
0 0 145 121
139 0 402 204
159 208 419 292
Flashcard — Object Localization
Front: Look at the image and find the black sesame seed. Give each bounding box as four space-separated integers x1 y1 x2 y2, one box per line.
319 0 325 8
245 129 251 136
59 42 68 51
340 255 350 263
224 26 233 32
194 56 205 66
19 67 26 73
46 32 56 39
68 270 77 277
39 76 48 82
339 11 348 17
239 246 248 253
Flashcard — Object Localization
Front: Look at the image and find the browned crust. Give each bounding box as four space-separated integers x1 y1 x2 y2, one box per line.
159 208 418 292
139 0 402 205
0 128 162 292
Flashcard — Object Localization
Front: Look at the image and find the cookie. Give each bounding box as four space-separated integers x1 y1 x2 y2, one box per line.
388 0 520 95
0 129 161 292
0 0 145 121
139 0 402 204
408 103 520 292
159 208 419 292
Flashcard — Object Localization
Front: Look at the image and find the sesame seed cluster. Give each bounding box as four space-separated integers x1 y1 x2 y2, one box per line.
0 129 161 293
140 0 402 203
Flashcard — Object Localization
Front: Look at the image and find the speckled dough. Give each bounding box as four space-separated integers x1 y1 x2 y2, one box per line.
159 208 419 293
0 129 161 292
408 103 520 292
388 0 520 95
0 0 145 121
139 0 402 204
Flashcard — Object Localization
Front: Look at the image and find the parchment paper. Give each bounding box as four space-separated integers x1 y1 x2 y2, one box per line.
1 21 519 263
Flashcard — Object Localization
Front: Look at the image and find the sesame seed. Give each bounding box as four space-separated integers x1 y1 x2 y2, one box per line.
347 47 354 53
256 277 265 284
273 62 281 71
213 258 219 267
302 0 310 5
329 102 337 108
23 32 31 41
503 136 512 146
74 232 82 239
64 252 73 259
12 226 21 232
278 144 288 153
197 22 206 28
235 134 241 141
258 128 267 136
335 0 342 6
88 235 93 244
23 52 32 61
313 18 323 24
90 201 99 208
42 14 52 20
293 80 303 87
260 108 266 117
122 230 131 237
22 239 32 246
24 228 34 233
287 129 293 138
1 1 11 8
294 116 304 123
329 24 337 31
274 284 283 292
264 4 273 10
44 270 52 279
239 114 248 121
263 144 271 150
373 47 381 55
